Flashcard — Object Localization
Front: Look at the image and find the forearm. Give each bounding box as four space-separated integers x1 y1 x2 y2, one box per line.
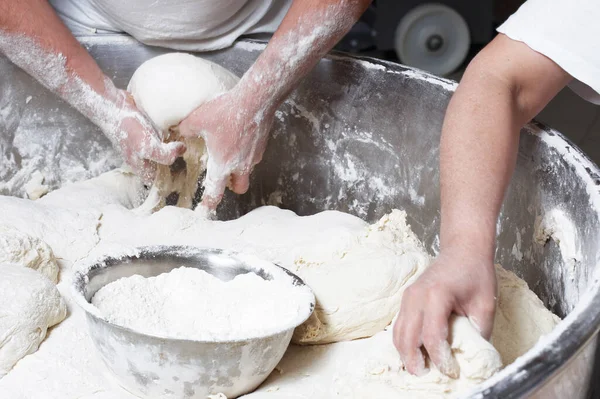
237 0 371 112
439 35 571 259
0 0 121 124
440 68 521 259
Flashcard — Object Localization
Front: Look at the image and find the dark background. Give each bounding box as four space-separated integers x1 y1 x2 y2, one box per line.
334 0 600 170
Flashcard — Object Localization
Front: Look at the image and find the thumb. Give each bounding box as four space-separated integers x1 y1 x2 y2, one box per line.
229 172 250 194
148 141 186 165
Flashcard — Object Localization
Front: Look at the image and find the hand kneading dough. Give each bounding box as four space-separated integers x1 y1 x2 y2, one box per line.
0 225 59 283
0 264 67 376
242 266 558 399
128 53 239 214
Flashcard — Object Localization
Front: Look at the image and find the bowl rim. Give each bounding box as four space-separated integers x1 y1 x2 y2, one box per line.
71 244 316 344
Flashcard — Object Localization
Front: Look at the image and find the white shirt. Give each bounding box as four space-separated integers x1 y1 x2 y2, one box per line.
50 0 291 51
498 0 600 105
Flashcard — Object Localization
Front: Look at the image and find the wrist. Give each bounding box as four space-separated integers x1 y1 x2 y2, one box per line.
440 230 495 263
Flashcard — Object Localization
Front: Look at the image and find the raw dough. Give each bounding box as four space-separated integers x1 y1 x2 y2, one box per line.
128 53 239 214
39 168 144 211
0 225 59 283
241 266 557 399
0 170 562 398
0 264 67 377
95 206 430 344
0 196 101 269
491 264 561 365
24 171 49 200
290 210 431 344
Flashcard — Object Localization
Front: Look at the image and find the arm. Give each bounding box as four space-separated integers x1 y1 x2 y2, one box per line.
0 0 184 180
393 34 572 377
179 0 372 208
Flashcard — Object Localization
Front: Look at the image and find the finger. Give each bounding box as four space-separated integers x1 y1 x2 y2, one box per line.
394 294 427 376
466 296 497 340
201 163 229 210
422 297 459 378
229 172 250 194
148 141 187 165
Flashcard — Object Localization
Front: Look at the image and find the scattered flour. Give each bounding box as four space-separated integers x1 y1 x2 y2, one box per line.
92 267 314 341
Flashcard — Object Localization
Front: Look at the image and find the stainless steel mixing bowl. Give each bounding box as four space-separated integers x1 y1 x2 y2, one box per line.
2 35 600 398
71 246 315 399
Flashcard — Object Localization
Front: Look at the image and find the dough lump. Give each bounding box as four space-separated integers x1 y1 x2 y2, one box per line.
128 53 239 214
0 225 59 283
0 264 67 377
289 210 431 344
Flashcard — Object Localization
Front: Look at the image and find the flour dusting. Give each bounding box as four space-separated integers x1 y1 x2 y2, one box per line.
92 266 314 341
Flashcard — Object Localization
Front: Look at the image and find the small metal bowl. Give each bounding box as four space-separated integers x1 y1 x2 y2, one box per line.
72 246 315 399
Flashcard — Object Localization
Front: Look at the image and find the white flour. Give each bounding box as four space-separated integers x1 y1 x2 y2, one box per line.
92 266 313 341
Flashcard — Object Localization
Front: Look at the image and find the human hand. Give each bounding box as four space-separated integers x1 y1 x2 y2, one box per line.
178 89 274 209
103 90 186 182
393 248 497 377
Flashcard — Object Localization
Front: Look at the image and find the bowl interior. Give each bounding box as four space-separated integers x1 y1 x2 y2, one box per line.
81 247 274 302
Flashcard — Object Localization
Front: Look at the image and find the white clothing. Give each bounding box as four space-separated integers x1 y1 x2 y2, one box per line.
50 0 291 51
498 0 600 105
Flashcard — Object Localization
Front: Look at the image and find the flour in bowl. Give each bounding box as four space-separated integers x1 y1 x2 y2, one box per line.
92 266 313 341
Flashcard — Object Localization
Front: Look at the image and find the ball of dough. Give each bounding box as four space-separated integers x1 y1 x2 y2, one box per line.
0 225 59 283
0 264 67 376
290 210 431 344
127 52 239 131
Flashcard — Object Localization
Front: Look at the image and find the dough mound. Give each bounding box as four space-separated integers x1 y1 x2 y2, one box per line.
286 210 431 344
241 265 559 399
127 52 239 132
0 225 59 283
0 264 67 377
491 264 561 365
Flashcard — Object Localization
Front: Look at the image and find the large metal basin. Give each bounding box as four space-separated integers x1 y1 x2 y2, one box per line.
2 35 600 398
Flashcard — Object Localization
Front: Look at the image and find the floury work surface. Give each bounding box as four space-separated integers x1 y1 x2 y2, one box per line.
0 169 561 398
1 36 600 397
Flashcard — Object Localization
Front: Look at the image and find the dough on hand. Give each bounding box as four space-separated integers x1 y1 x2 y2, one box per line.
0 264 67 377
128 53 239 214
0 225 59 283
290 210 430 344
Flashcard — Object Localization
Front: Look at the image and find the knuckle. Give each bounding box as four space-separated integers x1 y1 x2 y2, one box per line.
422 329 444 352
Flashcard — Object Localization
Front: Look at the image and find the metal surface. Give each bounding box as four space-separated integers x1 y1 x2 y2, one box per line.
2 35 600 397
71 246 315 399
